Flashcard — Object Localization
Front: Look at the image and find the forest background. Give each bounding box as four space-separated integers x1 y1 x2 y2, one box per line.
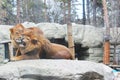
0 0 119 28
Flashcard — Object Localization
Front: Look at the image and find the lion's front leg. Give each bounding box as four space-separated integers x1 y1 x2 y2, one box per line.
11 55 26 61
11 54 40 61
15 48 21 56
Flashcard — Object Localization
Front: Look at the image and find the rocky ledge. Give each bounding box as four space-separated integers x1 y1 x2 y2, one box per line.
0 60 114 80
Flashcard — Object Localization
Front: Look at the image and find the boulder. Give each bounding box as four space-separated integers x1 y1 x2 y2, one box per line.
36 23 66 39
0 22 104 47
0 60 114 80
0 25 13 41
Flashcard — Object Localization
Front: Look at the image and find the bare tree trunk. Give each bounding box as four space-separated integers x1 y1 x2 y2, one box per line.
44 0 48 22
17 0 20 23
93 0 97 26
24 0 29 21
63 1 66 24
82 0 86 25
86 0 90 24
102 0 110 65
67 0 75 59
118 0 120 27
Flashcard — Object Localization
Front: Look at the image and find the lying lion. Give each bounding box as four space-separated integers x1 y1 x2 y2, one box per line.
10 24 73 60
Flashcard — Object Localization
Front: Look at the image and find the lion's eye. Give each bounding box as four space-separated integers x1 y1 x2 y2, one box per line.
27 38 29 40
26 37 30 40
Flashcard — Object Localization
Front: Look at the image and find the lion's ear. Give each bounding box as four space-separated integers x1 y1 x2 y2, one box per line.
31 38 38 44
17 24 24 28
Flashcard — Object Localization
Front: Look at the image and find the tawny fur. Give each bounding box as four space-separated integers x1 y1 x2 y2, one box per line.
10 24 73 61
10 24 44 57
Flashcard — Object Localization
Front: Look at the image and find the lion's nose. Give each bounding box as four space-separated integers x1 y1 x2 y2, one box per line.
21 36 25 42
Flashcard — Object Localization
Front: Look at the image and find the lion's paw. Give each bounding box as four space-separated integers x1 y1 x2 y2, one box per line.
11 57 19 61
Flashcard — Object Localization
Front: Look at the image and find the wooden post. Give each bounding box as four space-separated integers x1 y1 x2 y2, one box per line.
103 40 110 64
67 0 75 59
67 22 75 59
102 0 110 64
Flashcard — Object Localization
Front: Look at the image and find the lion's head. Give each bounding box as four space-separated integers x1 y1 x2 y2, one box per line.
10 24 25 48
10 23 44 48
10 26 45 60
16 29 46 54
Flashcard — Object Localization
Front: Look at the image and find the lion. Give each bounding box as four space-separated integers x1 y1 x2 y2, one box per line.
10 24 44 57
11 29 73 60
10 24 25 48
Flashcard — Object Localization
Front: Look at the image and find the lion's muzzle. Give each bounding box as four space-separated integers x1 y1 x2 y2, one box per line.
15 36 26 47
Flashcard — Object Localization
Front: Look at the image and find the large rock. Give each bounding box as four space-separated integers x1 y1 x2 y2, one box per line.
0 60 114 80
0 25 13 41
64 23 103 47
36 23 66 39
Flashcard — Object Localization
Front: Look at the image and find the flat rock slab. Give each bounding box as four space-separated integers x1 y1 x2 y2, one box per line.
0 60 114 80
